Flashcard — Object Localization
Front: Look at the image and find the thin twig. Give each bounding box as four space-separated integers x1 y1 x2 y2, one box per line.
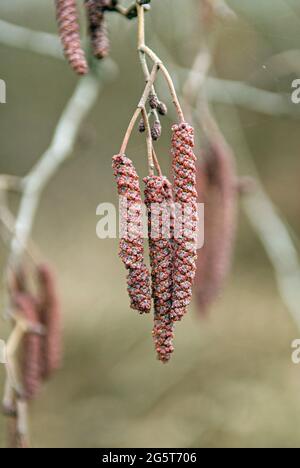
9 75 100 267
140 45 184 122
141 107 154 174
119 64 159 155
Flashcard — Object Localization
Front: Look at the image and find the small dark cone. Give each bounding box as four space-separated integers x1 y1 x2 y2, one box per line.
151 120 162 141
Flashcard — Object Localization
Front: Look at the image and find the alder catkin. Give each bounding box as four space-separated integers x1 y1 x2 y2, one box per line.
55 0 88 75
195 136 237 313
85 0 110 59
13 294 42 401
37 264 62 380
144 176 175 363
171 123 198 322
112 154 152 314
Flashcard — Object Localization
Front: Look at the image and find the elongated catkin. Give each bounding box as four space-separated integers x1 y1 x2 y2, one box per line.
195 135 237 313
112 154 151 314
85 0 110 59
37 264 62 379
144 176 175 363
13 294 42 401
171 123 198 322
55 0 88 75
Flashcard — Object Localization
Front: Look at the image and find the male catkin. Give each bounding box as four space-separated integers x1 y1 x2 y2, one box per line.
37 264 62 379
55 0 88 75
112 154 152 313
85 0 110 59
144 176 175 363
171 123 198 322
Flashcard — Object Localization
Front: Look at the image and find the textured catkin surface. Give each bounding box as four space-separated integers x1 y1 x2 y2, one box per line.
144 176 175 363
37 264 62 379
85 0 110 59
171 123 198 322
112 154 151 314
55 0 88 75
195 136 237 313
13 294 42 401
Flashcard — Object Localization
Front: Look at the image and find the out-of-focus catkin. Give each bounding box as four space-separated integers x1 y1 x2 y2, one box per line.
37 264 62 380
13 294 42 401
112 154 152 314
171 123 198 322
85 0 110 59
195 135 237 313
55 0 88 75
144 176 175 363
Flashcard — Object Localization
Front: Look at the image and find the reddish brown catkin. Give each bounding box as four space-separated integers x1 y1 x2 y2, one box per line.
55 0 88 75
171 123 198 322
144 176 175 363
112 154 152 314
85 0 110 59
13 294 42 401
37 264 62 380
195 136 237 313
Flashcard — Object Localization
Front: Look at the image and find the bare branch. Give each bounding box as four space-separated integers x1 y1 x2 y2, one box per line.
9 75 101 266
0 19 62 59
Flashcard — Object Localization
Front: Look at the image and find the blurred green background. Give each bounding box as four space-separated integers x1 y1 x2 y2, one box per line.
1 0 300 448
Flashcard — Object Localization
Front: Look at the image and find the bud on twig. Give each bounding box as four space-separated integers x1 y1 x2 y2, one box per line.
151 120 162 141
157 101 168 116
138 118 146 133
149 93 159 110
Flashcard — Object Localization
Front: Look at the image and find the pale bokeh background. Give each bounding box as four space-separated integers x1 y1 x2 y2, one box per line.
1 0 300 448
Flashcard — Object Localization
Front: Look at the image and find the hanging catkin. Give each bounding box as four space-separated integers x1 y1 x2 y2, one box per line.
112 154 152 314
55 0 88 75
37 264 62 380
171 123 198 322
13 294 42 401
144 176 175 363
195 135 237 313
85 0 110 59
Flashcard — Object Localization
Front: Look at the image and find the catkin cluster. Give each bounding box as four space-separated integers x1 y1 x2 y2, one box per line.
55 0 88 75
9 263 62 401
55 0 114 75
113 122 198 363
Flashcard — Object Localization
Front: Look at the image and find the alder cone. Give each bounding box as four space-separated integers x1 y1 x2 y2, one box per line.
37 264 63 379
112 154 151 314
144 176 175 363
171 123 198 322
195 135 237 313
13 294 42 401
55 0 88 75
85 0 110 59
